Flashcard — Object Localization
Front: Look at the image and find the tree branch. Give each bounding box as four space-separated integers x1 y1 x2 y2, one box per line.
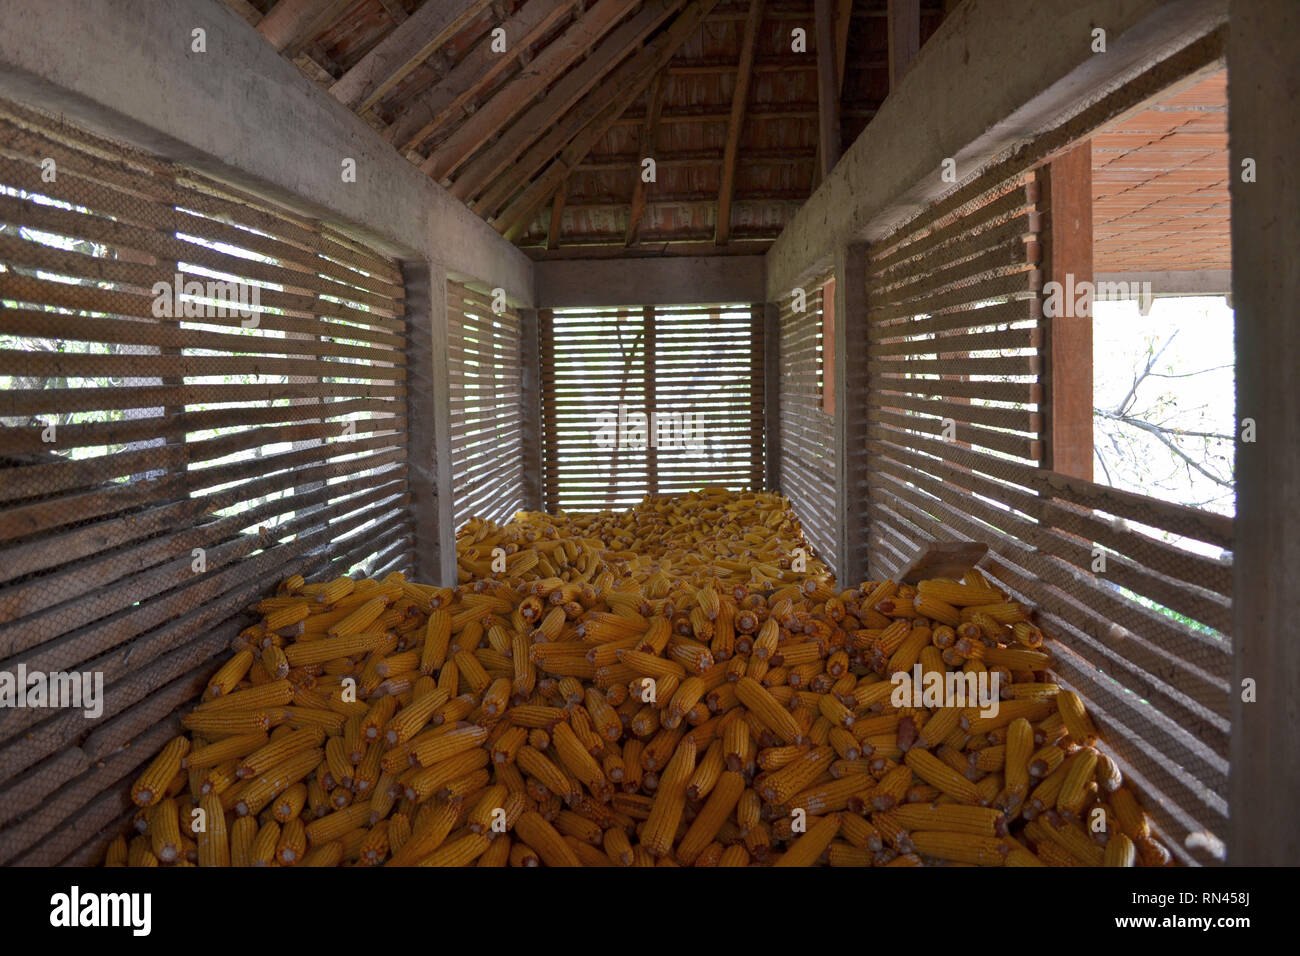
1095 407 1234 489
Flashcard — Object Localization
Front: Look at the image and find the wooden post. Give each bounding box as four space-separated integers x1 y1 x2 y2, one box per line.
834 242 870 587
749 304 765 492
402 260 457 585
644 305 658 495
628 74 666 246
887 0 920 92
821 276 835 415
538 308 559 510
519 308 543 511
716 0 763 245
814 0 841 181
1040 141 1094 480
764 300 781 493
1228 0 1300 866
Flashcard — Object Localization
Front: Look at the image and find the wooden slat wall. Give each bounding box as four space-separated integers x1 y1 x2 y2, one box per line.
447 280 524 527
777 281 836 571
541 304 763 512
0 98 413 865
863 154 1232 866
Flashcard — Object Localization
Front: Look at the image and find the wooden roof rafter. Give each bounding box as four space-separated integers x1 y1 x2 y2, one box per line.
329 0 495 113
449 0 686 207
626 73 668 247
716 0 766 245
425 0 654 184
237 0 956 258
384 0 583 152
494 0 725 241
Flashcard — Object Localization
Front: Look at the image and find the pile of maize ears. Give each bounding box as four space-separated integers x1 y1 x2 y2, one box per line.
109 488 1171 867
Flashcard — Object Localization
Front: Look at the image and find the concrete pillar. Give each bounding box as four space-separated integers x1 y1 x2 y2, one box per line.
1227 0 1300 866
402 261 457 586
833 242 870 587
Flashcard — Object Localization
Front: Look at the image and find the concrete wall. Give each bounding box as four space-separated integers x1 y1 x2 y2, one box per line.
764 0 1227 300
535 256 766 308
0 0 534 305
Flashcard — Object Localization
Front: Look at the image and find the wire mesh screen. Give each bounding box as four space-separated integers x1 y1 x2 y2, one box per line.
540 303 764 512
447 279 524 528
863 153 1231 865
0 97 413 865
776 280 835 571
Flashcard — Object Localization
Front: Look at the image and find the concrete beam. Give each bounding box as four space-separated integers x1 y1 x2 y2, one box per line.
0 0 534 306
764 0 1227 300
1228 0 1300 867
535 255 766 308
1095 269 1232 297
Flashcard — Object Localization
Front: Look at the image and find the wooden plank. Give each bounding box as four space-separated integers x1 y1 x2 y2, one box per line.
0 305 403 368
496 0 722 241
814 0 841 180
256 0 349 53
715 0 764 245
627 74 667 247
376 0 408 25
1040 141 1094 480
387 0 582 150
834 0 853 95
223 0 264 27
426 0 647 184
870 407 1040 460
329 0 494 113
886 0 920 90
897 540 990 584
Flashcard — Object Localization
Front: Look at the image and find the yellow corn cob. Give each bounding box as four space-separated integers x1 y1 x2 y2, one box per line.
206 650 255 698
132 737 191 807
904 748 983 804
249 821 279 867
276 817 307 865
192 679 294 714
1056 747 1099 817
735 677 802 744
774 812 842 867
514 811 582 867
149 798 183 862
1105 831 1137 866
1057 689 1099 746
891 803 1006 836
911 830 1010 865
236 726 323 779
640 741 697 857
315 576 356 606
231 748 322 817
916 580 1006 607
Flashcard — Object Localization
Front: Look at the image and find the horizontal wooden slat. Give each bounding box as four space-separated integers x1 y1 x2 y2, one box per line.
869 407 1040 461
